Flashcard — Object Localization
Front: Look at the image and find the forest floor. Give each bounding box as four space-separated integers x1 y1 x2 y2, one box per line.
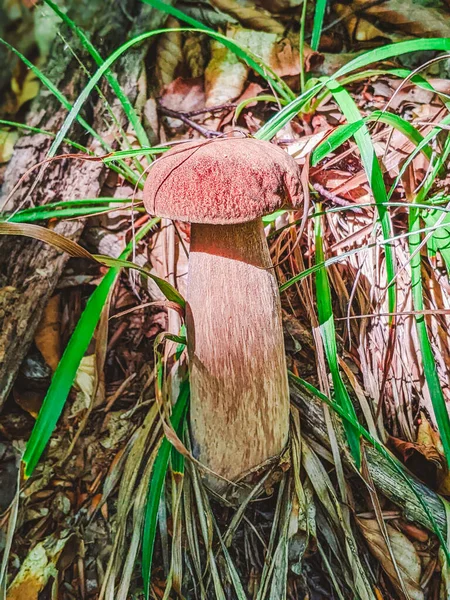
2 0 450 599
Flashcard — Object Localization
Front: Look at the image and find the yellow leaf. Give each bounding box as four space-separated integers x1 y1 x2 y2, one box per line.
0 129 18 163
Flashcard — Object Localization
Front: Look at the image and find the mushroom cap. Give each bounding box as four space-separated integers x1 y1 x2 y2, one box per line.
143 138 303 225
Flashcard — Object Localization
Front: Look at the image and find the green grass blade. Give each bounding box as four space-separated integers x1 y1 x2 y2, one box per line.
290 372 450 560
47 24 299 162
42 0 152 152
314 209 361 467
333 38 450 80
311 0 327 51
0 38 111 153
407 130 450 469
0 119 89 153
409 209 450 467
257 38 450 143
0 120 137 184
5 198 134 223
311 110 432 166
22 218 160 476
7 205 140 223
325 80 396 319
103 147 169 163
142 380 190 599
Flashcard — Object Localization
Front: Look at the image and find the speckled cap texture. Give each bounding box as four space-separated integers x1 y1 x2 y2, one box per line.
143 138 303 225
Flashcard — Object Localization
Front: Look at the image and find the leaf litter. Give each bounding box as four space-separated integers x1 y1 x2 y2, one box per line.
2 0 450 598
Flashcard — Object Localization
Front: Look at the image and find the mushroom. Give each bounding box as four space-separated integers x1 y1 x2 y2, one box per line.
144 137 303 491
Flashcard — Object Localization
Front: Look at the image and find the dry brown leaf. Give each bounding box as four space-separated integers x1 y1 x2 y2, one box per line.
71 354 96 415
417 412 444 458
357 518 424 600
160 77 205 115
155 16 183 89
34 293 61 372
183 33 206 78
205 40 248 107
353 0 450 38
205 27 311 107
210 0 285 33
334 3 390 41
6 532 77 600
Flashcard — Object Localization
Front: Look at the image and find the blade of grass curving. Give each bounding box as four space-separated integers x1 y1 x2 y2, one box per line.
42 0 152 152
21 217 181 476
314 207 361 467
291 372 450 559
257 38 450 142
0 38 111 153
326 80 396 319
0 119 89 153
142 380 190 600
0 221 185 305
311 0 327 51
7 205 142 223
234 94 282 122
311 110 432 166
47 26 297 162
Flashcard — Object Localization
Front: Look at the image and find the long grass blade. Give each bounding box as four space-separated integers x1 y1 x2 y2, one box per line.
42 0 152 151
142 380 190 599
21 217 172 475
325 80 396 319
291 373 450 561
311 0 327 51
314 208 361 467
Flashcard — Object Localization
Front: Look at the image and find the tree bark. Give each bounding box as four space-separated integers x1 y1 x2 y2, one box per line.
0 0 168 408
290 376 448 537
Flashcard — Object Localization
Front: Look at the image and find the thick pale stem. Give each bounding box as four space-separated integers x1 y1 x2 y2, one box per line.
186 220 290 490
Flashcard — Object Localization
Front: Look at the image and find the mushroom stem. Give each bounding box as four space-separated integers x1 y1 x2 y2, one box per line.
187 220 290 491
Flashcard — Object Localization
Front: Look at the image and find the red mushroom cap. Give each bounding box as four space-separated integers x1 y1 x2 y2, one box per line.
143 138 303 225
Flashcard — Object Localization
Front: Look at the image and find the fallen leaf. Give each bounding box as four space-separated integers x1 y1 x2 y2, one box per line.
11 69 40 111
334 3 390 42
210 0 285 33
0 129 18 163
6 532 77 600
183 32 206 78
160 77 205 115
205 38 249 106
358 518 424 600
352 0 450 38
34 294 61 372
71 355 96 415
155 17 183 89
